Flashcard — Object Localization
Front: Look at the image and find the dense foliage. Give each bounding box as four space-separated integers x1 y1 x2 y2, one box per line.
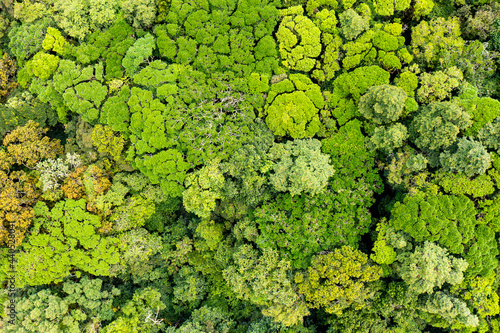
2 0 500 332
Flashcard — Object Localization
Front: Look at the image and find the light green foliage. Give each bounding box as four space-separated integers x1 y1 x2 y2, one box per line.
183 160 225 219
0 90 57 137
87 15 135 80
303 0 343 81
116 228 163 282
264 74 324 138
16 199 120 287
410 102 472 151
295 245 382 316
327 66 390 125
457 84 500 137
109 196 155 232
368 123 408 153
417 292 479 329
7 18 51 61
434 171 495 198
91 124 126 161
223 244 309 327
42 27 71 57
406 154 428 172
390 194 475 255
321 119 383 191
372 0 411 16
195 219 224 251
165 306 235 333
122 33 156 76
370 220 401 265
6 276 120 333
100 85 130 133
6 289 80 333
390 193 498 277
133 149 191 198
340 22 412 72
63 80 108 123
398 241 468 295
411 17 464 69
412 0 434 18
23 51 60 81
358 84 407 125
417 66 463 104
159 0 280 78
456 40 499 97
395 70 419 97
439 138 491 177
131 63 256 166
463 224 498 278
276 14 321 71
103 287 166 333
451 274 500 320
267 139 334 196
13 0 48 23
51 0 121 40
121 0 157 29
339 8 369 40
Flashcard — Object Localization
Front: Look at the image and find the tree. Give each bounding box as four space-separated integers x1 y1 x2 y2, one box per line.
358 84 407 125
7 18 51 61
264 74 325 139
368 123 409 154
0 121 63 248
182 160 225 219
121 0 157 29
390 193 476 255
372 0 411 16
416 66 463 104
15 199 121 287
5 275 121 333
103 287 166 333
326 65 390 125
339 8 369 40
390 193 498 277
397 241 468 295
122 33 156 76
165 306 234 333
42 27 71 57
0 90 58 138
439 138 491 177
411 17 464 69
457 84 500 136
91 124 126 162
267 138 334 196
276 12 321 72
409 101 472 151
51 0 121 40
479 117 500 151
0 54 18 103
417 292 479 329
434 170 495 198
222 244 309 326
295 245 382 316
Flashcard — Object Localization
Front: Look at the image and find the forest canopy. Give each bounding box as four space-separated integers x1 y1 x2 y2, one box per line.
2 0 500 332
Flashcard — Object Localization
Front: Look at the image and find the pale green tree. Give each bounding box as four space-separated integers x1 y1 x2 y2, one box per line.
267 139 334 196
